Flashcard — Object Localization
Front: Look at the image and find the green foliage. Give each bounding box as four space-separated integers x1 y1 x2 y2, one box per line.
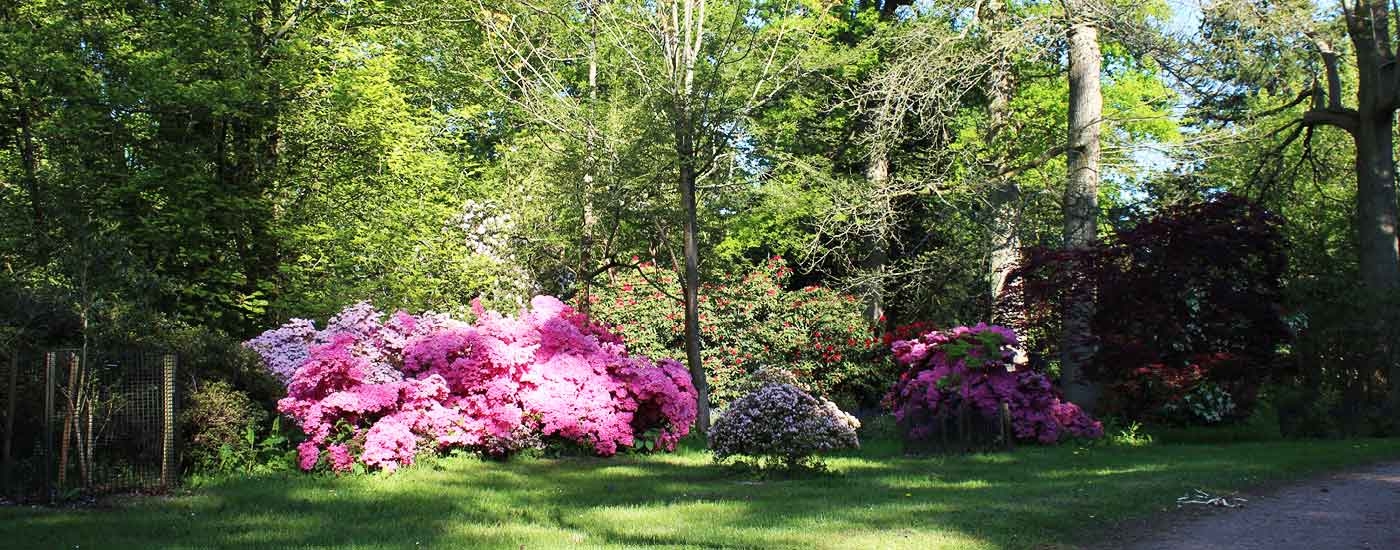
0 0 1388 446
181 381 271 473
1271 287 1400 438
586 258 888 408
1107 421 1155 448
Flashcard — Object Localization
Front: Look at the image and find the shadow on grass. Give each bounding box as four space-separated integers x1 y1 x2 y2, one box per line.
3 438 1399 549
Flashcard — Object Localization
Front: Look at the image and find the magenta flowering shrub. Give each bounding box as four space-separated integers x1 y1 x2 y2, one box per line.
247 296 697 472
884 324 1103 445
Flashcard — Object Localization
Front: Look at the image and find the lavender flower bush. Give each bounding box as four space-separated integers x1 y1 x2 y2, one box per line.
708 383 860 468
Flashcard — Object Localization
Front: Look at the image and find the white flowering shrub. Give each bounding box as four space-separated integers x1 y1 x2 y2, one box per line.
707 383 860 468
1180 383 1237 424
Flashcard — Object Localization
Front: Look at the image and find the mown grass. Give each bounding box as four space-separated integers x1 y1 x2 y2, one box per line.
3 437 1398 549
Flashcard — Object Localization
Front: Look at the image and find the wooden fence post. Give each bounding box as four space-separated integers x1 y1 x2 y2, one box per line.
1000 401 1015 451
160 354 176 489
43 352 55 503
57 353 77 489
2 350 17 496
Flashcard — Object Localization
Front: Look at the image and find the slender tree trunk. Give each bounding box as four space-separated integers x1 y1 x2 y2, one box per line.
1060 17 1103 408
17 96 43 247
669 0 711 434
57 354 77 488
579 14 600 317
858 3 911 328
678 124 711 433
862 153 890 325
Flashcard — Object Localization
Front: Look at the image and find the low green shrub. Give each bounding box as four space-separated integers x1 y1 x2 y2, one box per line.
182 381 294 474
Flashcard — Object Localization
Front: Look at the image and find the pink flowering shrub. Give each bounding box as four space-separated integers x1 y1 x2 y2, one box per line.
707 383 861 467
884 324 1103 445
247 296 697 472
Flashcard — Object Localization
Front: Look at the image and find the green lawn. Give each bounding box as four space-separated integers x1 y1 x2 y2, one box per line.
4 438 1399 549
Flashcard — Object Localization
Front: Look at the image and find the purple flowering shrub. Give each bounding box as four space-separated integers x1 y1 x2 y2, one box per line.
884 324 1103 445
247 296 698 472
707 383 861 467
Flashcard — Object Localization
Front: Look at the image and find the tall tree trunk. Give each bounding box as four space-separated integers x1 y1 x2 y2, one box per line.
1060 17 1103 408
862 152 890 325
988 183 1021 313
1353 113 1400 292
1353 81 1399 411
578 13 600 317
678 125 711 433
1352 54 1400 293
17 96 43 250
1342 1 1400 410
859 2 909 327
985 0 1020 316
669 0 711 434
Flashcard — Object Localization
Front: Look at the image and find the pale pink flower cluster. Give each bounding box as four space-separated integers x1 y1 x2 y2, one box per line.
249 296 698 472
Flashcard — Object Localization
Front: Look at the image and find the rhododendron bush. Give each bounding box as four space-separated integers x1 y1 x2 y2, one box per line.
586 257 891 409
885 324 1102 445
708 382 861 467
246 296 697 472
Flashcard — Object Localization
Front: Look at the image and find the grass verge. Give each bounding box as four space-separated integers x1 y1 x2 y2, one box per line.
3 438 1398 549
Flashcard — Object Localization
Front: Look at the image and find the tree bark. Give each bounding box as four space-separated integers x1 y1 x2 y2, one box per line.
16 94 44 250
985 0 1021 316
57 354 77 488
1339 1 1400 410
862 152 890 325
678 125 711 434
858 1 909 327
578 12 600 317
1060 17 1103 409
1350 38 1400 292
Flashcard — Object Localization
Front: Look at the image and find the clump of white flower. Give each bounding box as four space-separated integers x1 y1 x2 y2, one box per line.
707 383 860 468
456 199 536 309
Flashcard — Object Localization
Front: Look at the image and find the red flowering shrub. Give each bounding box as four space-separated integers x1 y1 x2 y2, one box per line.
1004 194 1288 422
250 296 697 472
585 257 890 408
881 321 942 347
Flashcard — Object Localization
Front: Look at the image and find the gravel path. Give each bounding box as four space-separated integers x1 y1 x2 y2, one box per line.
1124 462 1400 550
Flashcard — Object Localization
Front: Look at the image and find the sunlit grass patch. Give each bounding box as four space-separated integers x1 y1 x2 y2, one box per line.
3 438 1398 549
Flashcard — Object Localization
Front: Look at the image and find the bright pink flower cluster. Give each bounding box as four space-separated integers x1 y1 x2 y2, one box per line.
249 296 698 472
884 324 1102 444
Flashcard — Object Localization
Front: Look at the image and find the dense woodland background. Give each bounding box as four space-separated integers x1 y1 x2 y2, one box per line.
2 0 1398 437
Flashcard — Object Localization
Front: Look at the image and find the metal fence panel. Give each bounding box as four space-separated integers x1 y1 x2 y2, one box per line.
1 350 179 502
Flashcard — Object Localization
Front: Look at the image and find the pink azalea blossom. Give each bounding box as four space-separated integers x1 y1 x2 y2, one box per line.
250 295 698 471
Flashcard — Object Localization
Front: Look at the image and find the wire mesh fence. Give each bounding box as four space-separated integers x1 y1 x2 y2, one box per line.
1 349 179 502
899 402 1016 455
